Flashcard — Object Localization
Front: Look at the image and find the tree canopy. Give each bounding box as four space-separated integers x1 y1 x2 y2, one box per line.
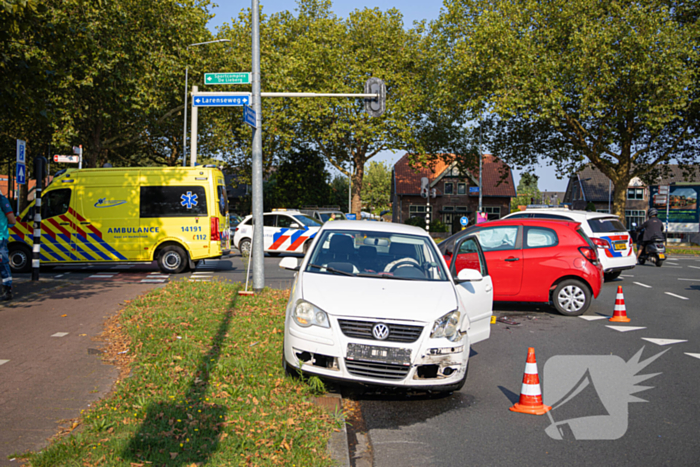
435 0 700 221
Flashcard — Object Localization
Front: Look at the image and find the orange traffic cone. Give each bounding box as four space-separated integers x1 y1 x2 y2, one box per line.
510 347 552 415
609 286 631 322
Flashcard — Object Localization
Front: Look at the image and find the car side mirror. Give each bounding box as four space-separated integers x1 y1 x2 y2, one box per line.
455 268 483 282
279 257 299 271
290 222 301 229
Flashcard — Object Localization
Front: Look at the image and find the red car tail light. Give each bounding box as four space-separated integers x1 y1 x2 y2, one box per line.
592 238 608 248
578 246 598 264
211 217 220 241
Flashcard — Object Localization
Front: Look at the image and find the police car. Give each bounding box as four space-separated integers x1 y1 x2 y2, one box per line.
503 208 636 281
233 210 322 256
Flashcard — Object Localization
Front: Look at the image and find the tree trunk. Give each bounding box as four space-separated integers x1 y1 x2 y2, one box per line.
611 177 630 226
351 158 365 217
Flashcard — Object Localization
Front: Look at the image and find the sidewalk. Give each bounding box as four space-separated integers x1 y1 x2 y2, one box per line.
0 278 160 465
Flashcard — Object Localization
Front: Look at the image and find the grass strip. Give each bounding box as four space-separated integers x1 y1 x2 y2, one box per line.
23 280 337 466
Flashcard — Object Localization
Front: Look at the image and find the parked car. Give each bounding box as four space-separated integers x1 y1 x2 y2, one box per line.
233 210 322 256
299 206 347 223
503 208 635 281
279 220 493 392
439 219 603 316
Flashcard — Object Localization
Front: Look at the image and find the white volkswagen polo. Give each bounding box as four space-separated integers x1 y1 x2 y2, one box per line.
279 221 493 392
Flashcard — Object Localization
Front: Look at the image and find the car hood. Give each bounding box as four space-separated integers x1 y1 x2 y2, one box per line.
301 272 458 323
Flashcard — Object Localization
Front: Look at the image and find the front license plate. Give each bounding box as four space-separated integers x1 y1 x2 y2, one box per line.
658 253 665 259
614 242 627 251
346 343 411 366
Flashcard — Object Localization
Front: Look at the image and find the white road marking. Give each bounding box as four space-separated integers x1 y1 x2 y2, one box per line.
664 292 689 300
579 316 610 321
606 325 647 332
55 274 64 278
51 332 69 338
641 338 688 346
634 282 652 288
192 272 213 276
140 279 166 283
0 360 9 366
146 275 169 279
678 278 700 281
688 265 700 270
621 274 634 278
685 353 700 360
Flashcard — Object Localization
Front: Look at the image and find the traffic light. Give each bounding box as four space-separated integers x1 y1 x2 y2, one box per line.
364 77 386 117
420 177 429 198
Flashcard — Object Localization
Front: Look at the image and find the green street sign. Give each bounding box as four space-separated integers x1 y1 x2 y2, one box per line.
204 72 252 85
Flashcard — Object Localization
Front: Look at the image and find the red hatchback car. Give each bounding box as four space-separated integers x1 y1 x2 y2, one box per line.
439 219 603 316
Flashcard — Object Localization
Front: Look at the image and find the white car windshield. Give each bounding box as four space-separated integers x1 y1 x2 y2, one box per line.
305 230 448 281
293 214 322 227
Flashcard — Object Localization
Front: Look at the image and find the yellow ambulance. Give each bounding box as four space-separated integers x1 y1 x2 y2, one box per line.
9 166 230 274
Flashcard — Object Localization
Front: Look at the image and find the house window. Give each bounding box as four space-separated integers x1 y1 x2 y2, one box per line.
484 206 501 220
627 188 644 200
455 206 468 212
625 210 646 231
596 209 610 214
444 183 454 195
457 183 466 195
409 205 426 218
443 206 454 212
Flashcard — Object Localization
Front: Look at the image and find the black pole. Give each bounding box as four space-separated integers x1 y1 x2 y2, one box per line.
32 157 47 281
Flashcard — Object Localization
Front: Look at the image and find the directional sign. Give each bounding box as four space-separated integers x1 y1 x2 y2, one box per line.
243 105 256 128
460 216 469 227
193 94 251 107
54 155 80 163
16 139 26 164
205 72 252 85
469 186 479 194
658 185 669 195
16 163 26 185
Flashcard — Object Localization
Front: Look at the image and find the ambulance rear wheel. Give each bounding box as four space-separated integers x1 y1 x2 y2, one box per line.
9 245 32 273
157 245 187 274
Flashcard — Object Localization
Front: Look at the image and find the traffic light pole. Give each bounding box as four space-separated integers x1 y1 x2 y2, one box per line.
251 0 265 293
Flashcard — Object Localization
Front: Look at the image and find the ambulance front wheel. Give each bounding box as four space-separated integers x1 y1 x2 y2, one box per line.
157 245 188 274
9 244 32 273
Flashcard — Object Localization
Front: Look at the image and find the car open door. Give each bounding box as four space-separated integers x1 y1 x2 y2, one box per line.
451 235 493 345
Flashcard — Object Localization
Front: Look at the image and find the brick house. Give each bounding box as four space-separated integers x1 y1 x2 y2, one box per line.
391 154 516 234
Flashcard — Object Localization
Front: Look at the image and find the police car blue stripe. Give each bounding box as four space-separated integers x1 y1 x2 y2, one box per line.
289 229 306 244
88 233 128 260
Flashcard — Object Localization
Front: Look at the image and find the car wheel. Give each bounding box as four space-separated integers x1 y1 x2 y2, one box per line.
604 271 621 282
157 245 188 274
9 244 32 273
552 279 591 316
655 259 663 267
238 239 251 257
638 257 646 265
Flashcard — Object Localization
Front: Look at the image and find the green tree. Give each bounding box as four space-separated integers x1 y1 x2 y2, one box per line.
329 174 350 212
265 146 331 209
213 0 428 216
510 173 541 212
436 0 700 223
361 161 391 214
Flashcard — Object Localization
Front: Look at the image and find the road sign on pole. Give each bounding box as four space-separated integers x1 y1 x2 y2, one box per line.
16 163 26 185
243 105 256 128
193 93 251 107
16 139 26 164
54 155 80 163
205 72 252 85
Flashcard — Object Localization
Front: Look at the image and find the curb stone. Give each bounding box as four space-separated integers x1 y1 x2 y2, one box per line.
312 393 351 467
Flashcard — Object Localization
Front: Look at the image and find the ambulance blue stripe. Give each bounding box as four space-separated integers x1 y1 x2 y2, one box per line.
75 234 111 260
43 237 78 261
40 243 66 261
10 235 24 243
58 233 96 261
88 233 127 260
40 253 51 262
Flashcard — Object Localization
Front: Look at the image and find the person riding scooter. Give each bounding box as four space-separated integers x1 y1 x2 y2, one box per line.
636 208 665 256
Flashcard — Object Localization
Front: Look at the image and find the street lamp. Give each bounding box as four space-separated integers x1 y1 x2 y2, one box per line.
182 39 231 167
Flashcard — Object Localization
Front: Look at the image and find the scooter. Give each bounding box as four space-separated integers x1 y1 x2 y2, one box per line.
637 236 666 267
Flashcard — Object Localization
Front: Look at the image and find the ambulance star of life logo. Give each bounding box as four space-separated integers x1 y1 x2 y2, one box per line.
180 191 198 209
542 347 667 440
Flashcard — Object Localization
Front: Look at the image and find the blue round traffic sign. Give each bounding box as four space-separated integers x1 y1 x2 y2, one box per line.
460 216 469 226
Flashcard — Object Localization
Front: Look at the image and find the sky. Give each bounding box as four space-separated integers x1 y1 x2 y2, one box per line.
206 1 569 192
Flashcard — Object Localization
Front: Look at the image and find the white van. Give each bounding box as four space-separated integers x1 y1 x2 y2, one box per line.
503 208 636 281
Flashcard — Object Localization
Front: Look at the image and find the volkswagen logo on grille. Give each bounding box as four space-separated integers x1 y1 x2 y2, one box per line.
372 323 390 340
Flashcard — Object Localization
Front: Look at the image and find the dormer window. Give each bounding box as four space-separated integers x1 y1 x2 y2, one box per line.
444 182 454 195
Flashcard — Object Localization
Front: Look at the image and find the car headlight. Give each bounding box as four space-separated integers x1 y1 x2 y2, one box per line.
292 300 330 328
430 310 461 342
